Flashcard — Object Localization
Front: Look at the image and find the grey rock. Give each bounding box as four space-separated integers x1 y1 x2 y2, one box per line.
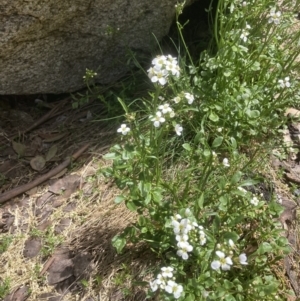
0 0 191 94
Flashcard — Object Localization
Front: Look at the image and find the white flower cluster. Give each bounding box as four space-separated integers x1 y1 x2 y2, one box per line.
278 77 290 88
150 100 183 136
150 102 175 128
211 239 248 271
240 23 251 42
150 266 183 299
171 209 206 260
147 55 180 86
172 92 195 105
250 196 259 206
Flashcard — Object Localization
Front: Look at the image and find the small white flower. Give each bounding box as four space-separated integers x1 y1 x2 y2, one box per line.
175 124 183 136
159 103 173 114
240 24 250 42
277 195 283 204
156 273 165 285
192 222 199 229
199 233 207 246
222 158 230 167
152 55 167 69
240 29 249 42
184 92 195 104
161 267 174 278
211 251 233 271
180 218 192 233
150 279 159 292
117 124 130 135
278 77 290 88
169 111 175 118
150 69 168 85
269 10 281 24
173 96 181 104
175 234 189 243
165 280 183 299
228 239 235 248
239 253 248 265
250 196 259 206
175 214 182 220
177 242 193 260
166 54 178 64
147 67 156 79
151 111 165 127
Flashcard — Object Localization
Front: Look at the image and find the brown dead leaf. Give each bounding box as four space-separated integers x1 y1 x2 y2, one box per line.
49 175 80 196
30 156 46 171
12 141 26 157
25 187 37 196
3 286 30 301
47 254 74 285
43 132 68 143
23 237 42 258
46 145 58 162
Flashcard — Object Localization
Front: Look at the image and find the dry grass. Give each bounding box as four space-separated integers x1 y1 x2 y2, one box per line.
0 148 161 300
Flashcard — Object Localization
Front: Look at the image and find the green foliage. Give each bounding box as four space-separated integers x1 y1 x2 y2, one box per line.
0 234 13 254
0 278 10 299
93 0 300 300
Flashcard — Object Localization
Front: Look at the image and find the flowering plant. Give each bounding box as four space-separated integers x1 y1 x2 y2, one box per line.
98 0 300 299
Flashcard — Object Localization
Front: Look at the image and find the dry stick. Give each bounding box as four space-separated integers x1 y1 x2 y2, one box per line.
0 144 90 204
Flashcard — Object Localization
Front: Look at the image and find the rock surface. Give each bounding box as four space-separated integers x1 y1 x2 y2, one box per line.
0 0 190 94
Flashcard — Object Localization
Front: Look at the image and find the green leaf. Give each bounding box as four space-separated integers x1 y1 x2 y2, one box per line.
141 227 148 233
114 195 125 204
231 171 242 184
219 195 228 211
126 201 137 211
197 193 204 209
138 216 147 226
209 112 219 122
250 61 260 71
212 137 223 148
182 143 192 151
185 294 195 301
224 69 231 77
203 149 211 157
263 282 278 294
103 152 118 160
223 279 234 289
257 242 273 254
223 232 239 242
246 109 260 118
230 137 237 149
112 235 126 254
239 179 260 186
152 188 163 204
